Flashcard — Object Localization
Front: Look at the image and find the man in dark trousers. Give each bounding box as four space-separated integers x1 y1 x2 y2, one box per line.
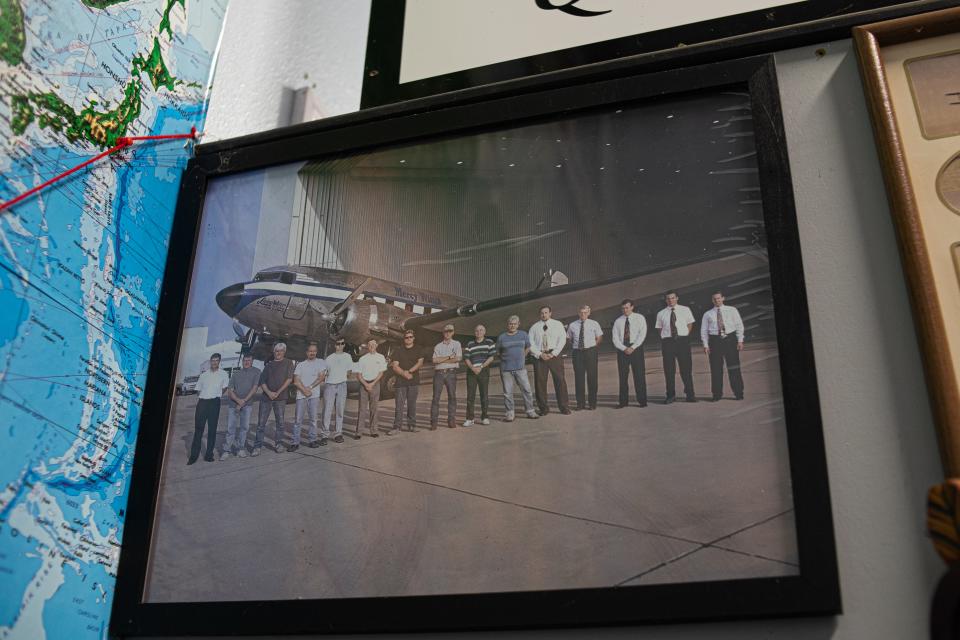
611 299 647 408
463 324 496 426
566 305 603 410
188 353 228 464
654 291 697 403
700 291 746 401
528 306 571 416
390 330 425 434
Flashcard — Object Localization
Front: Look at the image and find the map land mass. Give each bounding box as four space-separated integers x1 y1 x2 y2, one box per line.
0 0 227 638
11 36 178 148
0 0 25 66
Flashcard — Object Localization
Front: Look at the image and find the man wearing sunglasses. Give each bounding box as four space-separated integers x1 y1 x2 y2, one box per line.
390 330 424 434
322 337 354 444
431 324 462 429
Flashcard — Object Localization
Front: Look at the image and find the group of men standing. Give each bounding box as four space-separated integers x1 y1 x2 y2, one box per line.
186 290 745 464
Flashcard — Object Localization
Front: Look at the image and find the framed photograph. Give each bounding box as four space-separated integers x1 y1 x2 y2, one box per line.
111 54 839 635
361 0 957 108
854 6 960 476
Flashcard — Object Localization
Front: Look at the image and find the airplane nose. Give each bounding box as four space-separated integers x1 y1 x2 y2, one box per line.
215 283 244 316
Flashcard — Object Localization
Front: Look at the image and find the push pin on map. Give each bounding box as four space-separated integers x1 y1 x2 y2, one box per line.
0 127 200 214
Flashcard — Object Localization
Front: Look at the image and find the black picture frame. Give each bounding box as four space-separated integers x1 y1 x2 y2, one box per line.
110 54 839 636
361 0 957 109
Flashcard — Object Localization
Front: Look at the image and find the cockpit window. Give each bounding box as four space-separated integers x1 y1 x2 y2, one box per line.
254 271 295 285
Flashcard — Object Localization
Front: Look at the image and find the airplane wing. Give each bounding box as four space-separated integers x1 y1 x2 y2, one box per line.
401 253 769 335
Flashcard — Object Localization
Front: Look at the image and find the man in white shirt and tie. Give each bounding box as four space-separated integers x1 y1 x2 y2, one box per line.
611 299 648 408
528 305 571 415
700 291 745 401
654 291 697 404
566 304 603 410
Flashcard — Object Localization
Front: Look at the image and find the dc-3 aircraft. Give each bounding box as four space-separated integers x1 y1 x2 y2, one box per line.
215 253 767 396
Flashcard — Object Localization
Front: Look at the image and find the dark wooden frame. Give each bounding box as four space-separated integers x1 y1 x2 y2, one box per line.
110 54 840 636
361 0 958 108
854 6 960 476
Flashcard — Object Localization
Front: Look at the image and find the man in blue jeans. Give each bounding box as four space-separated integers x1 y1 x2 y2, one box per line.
431 324 462 429
323 337 354 444
253 342 294 455
220 353 261 459
496 315 538 422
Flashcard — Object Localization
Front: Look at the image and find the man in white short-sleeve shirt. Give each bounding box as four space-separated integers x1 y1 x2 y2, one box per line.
290 343 328 451
654 291 697 404
355 339 388 438
323 338 354 443
189 353 229 465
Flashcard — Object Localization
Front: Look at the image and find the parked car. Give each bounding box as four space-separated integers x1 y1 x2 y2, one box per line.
175 375 200 396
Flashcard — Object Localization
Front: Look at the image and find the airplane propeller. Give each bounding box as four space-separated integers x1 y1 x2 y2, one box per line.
320 276 372 332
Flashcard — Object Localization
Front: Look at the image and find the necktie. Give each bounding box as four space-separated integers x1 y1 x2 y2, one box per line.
669 309 677 337
578 321 585 349
623 316 630 346
542 324 549 352
717 308 726 337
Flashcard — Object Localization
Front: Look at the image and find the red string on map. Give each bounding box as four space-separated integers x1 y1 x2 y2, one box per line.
0 127 199 213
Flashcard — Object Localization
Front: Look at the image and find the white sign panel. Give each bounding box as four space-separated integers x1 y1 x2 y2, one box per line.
400 0 806 83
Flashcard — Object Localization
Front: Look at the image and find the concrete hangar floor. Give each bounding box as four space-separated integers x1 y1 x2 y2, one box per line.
146 343 797 602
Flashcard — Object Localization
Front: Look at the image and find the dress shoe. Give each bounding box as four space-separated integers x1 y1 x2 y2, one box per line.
686 396 697 403
735 395 744 401
637 402 647 408
333 435 344 443
711 396 721 402
664 397 675 405
186 456 198 466
588 405 597 410
614 404 627 409
203 454 214 462
560 408 572 415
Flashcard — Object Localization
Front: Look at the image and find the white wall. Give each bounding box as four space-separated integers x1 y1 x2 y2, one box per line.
188 4 945 638
203 0 370 142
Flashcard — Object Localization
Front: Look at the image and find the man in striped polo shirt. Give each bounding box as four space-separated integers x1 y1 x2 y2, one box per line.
463 324 496 426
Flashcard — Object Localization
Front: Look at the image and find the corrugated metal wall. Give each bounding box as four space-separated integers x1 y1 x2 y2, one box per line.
286 90 768 310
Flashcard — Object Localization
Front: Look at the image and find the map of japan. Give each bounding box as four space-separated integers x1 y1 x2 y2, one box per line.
0 1 226 638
